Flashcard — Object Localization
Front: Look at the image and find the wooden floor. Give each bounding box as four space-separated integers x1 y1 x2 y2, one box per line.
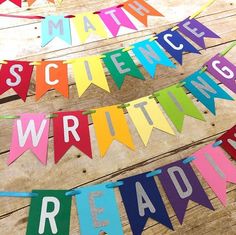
0 0 236 234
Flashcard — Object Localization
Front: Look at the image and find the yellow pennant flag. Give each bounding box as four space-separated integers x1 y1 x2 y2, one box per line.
73 12 108 43
92 105 135 156
71 55 110 96
126 96 175 145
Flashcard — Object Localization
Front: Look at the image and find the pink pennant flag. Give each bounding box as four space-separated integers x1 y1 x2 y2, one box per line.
192 143 236 206
8 113 50 165
98 6 137 37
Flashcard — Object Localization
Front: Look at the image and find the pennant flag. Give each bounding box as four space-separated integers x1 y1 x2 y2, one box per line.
53 111 92 163
156 29 200 64
123 0 163 26
73 12 108 43
71 55 110 96
75 183 123 235
103 48 144 89
98 6 137 37
35 61 69 100
27 0 54 7
0 61 33 101
41 16 72 47
91 105 134 156
205 54 236 93
119 172 173 234
132 39 175 78
178 18 220 48
8 113 50 165
183 70 233 114
0 0 21 7
155 85 205 132
217 125 236 161
126 96 175 145
158 159 214 224
193 143 236 206
26 190 72 235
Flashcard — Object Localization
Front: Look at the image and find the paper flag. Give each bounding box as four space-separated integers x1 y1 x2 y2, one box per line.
217 125 236 161
53 111 92 163
119 172 173 234
178 18 220 48
26 190 72 235
158 159 214 224
0 0 21 7
205 54 236 93
71 55 110 96
103 48 144 89
35 61 69 100
41 16 72 47
155 85 205 132
91 105 134 156
73 12 108 43
193 143 236 206
156 29 200 64
123 0 163 26
98 6 137 37
126 96 175 145
75 183 123 235
0 61 33 101
183 70 233 114
27 0 54 7
132 39 175 78
8 113 50 165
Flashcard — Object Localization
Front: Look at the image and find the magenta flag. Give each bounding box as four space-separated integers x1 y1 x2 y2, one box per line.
8 113 50 165
98 6 137 36
193 143 236 206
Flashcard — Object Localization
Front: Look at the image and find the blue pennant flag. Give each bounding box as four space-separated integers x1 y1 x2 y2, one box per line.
183 70 234 115
132 39 176 78
156 29 200 64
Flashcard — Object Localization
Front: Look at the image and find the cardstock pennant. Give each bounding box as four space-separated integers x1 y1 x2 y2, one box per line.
178 18 220 48
98 6 137 37
217 125 236 161
123 0 163 26
205 54 236 93
8 113 50 165
192 143 236 206
155 85 205 132
119 172 173 234
73 12 108 43
35 61 69 100
91 105 134 156
53 111 92 164
156 29 200 64
71 55 110 96
0 0 21 7
41 16 72 47
0 61 34 101
75 183 123 235
157 159 214 224
103 48 144 89
132 39 175 78
126 96 175 146
26 190 72 235
183 70 233 114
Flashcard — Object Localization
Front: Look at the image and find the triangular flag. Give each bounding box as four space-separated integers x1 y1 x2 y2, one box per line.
0 0 21 7
28 0 55 6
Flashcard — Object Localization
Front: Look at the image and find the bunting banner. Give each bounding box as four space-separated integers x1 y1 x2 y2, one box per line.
0 0 21 7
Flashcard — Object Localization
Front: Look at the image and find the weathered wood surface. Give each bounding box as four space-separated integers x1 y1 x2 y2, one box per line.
0 0 235 234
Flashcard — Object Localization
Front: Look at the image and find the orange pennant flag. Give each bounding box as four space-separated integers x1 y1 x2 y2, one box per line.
123 0 163 26
35 61 68 100
91 105 135 157
27 0 54 6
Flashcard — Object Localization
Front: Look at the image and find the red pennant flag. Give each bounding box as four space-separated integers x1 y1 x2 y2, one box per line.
0 0 21 7
53 111 92 163
0 61 34 101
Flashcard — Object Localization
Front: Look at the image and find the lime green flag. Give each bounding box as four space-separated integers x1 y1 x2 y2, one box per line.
103 48 144 89
155 85 205 132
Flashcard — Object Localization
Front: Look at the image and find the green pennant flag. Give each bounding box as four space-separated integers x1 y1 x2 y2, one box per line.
26 190 72 235
103 48 145 89
155 85 205 132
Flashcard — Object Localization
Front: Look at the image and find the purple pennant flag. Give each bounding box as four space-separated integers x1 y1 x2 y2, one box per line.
178 18 220 49
205 54 236 93
157 159 214 224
